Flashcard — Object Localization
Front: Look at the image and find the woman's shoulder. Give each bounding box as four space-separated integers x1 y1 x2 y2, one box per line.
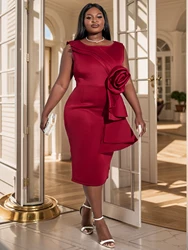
112 41 125 55
66 40 80 46
113 41 125 49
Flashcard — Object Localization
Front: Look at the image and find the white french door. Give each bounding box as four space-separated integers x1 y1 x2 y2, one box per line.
0 0 45 206
0 0 17 195
103 0 157 227
16 0 45 205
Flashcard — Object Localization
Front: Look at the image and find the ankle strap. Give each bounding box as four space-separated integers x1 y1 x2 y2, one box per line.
82 203 91 209
94 216 104 221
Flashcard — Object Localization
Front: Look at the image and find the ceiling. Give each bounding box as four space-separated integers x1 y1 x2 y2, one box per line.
50 0 113 12
47 0 186 13
51 0 184 7
176 10 186 31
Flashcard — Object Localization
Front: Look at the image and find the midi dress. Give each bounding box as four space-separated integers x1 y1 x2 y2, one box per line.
64 40 137 186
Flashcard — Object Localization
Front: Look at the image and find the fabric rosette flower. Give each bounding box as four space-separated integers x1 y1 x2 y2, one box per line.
105 65 131 121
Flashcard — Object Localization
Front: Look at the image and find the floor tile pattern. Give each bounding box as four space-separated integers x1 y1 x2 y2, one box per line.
0 211 186 250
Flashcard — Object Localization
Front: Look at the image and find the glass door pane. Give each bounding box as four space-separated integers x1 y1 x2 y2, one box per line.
165 56 171 110
157 53 172 120
104 142 140 211
157 57 163 100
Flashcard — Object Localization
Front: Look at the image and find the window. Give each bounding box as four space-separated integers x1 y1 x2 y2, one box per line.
45 24 53 41
157 39 170 52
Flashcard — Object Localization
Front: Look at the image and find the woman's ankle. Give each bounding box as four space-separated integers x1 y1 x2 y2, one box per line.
95 219 112 236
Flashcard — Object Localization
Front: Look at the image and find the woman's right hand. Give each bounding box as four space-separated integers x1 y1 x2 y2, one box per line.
40 114 48 131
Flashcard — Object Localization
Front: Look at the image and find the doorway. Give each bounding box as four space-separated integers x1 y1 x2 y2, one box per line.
157 39 173 120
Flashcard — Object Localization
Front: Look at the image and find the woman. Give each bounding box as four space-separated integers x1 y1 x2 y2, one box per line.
41 3 146 249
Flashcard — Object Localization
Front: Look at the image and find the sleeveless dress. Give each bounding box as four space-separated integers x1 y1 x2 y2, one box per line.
64 40 137 186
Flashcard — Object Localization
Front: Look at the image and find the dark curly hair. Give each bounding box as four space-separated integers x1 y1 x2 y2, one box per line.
74 3 111 41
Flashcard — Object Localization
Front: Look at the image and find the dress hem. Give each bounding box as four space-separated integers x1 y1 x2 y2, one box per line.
71 177 107 186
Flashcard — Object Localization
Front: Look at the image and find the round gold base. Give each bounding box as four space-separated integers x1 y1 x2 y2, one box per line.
0 194 60 223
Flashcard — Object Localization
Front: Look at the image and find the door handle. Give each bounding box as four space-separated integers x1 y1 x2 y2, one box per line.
156 76 162 81
148 75 154 82
148 75 155 87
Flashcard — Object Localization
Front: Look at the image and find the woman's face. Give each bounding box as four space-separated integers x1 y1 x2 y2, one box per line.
84 7 105 35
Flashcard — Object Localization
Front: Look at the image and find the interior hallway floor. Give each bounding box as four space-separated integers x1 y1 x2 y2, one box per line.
142 121 186 231
0 209 186 250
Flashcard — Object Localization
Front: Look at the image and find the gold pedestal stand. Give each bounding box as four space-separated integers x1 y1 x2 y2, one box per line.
0 194 60 223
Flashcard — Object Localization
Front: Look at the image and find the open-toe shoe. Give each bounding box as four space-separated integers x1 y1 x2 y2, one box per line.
80 203 94 235
94 216 115 249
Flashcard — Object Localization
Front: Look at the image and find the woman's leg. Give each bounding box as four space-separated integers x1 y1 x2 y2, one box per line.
83 185 114 247
80 197 93 232
83 185 103 218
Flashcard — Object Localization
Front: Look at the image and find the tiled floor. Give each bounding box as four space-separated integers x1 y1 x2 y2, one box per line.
0 210 186 250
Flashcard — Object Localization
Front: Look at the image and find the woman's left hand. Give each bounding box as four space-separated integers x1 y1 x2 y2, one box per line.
40 114 48 131
135 114 146 137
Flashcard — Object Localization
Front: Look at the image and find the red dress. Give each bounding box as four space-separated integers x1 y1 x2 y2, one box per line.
64 40 137 186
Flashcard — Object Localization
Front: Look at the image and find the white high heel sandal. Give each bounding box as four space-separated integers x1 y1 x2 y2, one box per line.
80 204 94 235
94 216 115 249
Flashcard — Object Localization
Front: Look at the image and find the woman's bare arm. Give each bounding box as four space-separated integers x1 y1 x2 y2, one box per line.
40 45 73 130
122 48 146 136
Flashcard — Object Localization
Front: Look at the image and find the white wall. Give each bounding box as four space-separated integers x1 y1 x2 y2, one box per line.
157 1 185 32
157 0 186 93
157 0 186 120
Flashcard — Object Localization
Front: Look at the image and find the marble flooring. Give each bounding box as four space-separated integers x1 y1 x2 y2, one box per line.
0 209 187 250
